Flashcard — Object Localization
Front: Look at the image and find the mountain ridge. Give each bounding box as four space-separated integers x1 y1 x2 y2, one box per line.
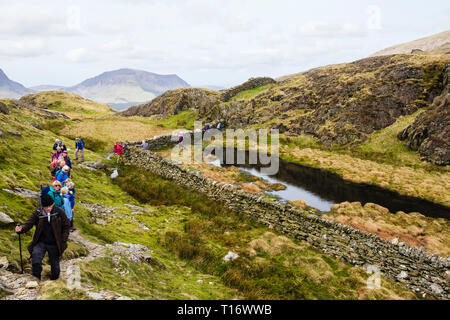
0 68 34 99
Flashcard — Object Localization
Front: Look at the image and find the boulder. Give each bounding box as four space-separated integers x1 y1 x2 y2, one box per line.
24 122 42 130
7 131 22 137
0 102 9 115
0 211 14 224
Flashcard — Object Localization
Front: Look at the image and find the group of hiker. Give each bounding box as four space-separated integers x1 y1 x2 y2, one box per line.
15 137 85 281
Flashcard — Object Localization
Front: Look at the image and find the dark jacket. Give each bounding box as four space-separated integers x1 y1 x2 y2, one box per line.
19 206 70 255
63 155 72 169
53 143 67 152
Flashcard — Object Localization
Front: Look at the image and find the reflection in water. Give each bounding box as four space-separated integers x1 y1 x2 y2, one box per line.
208 147 450 219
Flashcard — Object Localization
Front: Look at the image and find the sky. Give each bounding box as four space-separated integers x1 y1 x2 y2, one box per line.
0 0 449 88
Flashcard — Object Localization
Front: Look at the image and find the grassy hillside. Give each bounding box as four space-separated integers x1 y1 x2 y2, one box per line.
20 91 115 118
0 98 420 300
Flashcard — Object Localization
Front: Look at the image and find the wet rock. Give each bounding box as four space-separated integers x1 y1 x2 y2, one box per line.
0 211 14 224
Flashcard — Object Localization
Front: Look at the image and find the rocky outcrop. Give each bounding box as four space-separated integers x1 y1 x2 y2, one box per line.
220 77 276 102
121 88 220 119
398 64 450 165
122 138 450 299
0 102 9 115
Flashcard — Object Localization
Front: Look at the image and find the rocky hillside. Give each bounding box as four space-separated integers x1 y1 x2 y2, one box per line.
121 88 220 119
370 30 450 56
398 64 450 165
0 69 33 99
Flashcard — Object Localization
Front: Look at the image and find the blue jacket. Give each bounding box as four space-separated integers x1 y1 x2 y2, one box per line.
56 171 70 184
63 195 73 220
68 190 75 209
75 140 84 150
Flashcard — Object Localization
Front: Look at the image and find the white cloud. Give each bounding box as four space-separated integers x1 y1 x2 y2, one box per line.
0 3 82 36
65 48 95 62
0 39 51 57
297 22 366 37
220 15 254 33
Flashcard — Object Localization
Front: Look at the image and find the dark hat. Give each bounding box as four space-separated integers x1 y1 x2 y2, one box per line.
41 193 54 207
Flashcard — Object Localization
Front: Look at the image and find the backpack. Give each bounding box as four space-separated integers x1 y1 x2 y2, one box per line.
41 186 50 196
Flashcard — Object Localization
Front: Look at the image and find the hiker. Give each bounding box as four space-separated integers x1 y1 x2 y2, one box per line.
203 123 210 132
51 147 63 164
217 122 223 130
113 142 124 162
178 135 185 149
15 193 70 281
56 166 70 184
137 140 149 150
62 151 72 170
61 187 74 230
53 139 67 152
47 181 64 209
51 158 66 177
75 138 85 162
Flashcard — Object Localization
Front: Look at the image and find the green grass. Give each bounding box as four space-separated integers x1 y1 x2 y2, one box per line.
156 109 198 130
230 84 274 101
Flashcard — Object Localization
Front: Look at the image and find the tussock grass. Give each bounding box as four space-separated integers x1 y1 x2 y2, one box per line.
324 202 450 257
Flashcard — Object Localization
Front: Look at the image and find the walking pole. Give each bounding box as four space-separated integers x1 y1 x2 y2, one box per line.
17 223 24 274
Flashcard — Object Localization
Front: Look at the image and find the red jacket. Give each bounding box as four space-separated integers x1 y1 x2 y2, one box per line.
114 144 124 155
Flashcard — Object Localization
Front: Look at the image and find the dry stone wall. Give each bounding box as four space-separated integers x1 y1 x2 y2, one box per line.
123 134 450 299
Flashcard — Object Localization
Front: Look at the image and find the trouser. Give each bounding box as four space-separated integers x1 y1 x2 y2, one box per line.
75 149 84 161
31 242 61 280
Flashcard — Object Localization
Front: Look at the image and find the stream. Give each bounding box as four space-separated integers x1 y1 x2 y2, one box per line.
207 147 450 219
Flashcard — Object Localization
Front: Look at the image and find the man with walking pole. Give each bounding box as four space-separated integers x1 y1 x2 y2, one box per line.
15 193 70 281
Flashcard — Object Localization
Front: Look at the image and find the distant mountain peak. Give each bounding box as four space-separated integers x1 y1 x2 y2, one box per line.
0 68 33 99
